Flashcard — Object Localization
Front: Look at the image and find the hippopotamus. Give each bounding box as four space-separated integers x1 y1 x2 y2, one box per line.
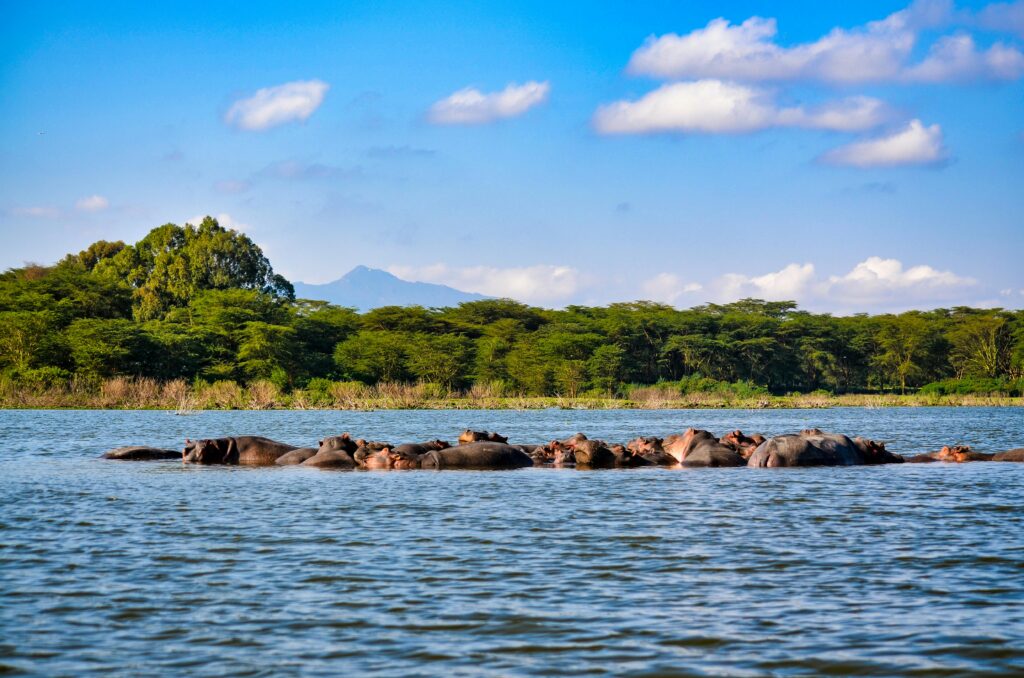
905 445 994 463
625 437 679 466
276 447 319 465
102 446 181 461
994 448 1024 462
662 429 746 467
392 440 450 456
719 430 766 460
352 445 396 469
182 436 297 465
608 443 654 468
748 429 902 467
571 439 617 468
457 430 509 445
419 442 533 470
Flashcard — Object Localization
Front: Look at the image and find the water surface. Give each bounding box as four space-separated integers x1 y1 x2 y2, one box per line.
2 407 1023 676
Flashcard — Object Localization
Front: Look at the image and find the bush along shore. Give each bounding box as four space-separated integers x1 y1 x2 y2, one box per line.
2 377 1022 411
3 218 1024 403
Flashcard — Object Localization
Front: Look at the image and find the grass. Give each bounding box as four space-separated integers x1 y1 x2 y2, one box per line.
0 377 1022 410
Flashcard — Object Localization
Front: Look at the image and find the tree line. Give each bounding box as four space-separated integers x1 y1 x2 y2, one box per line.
2 218 1023 397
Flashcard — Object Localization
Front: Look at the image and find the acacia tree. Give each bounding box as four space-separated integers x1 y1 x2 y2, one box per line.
948 314 1012 378
94 217 293 320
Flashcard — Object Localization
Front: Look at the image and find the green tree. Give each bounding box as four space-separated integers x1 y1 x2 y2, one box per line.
95 217 293 320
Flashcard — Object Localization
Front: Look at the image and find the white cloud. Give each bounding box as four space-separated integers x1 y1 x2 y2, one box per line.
225 80 329 131
75 195 109 212
186 213 250 232
9 206 60 219
977 1 1024 39
642 273 702 305
626 2 1023 83
640 256 977 310
593 80 889 134
906 33 1024 81
387 263 581 304
826 256 975 304
427 81 550 125
821 119 946 167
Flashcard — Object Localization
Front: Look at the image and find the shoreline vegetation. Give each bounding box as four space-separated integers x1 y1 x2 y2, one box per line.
2 377 1022 411
3 219 1024 408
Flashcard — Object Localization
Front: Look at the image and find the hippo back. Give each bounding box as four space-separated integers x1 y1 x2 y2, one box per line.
748 432 861 468
994 448 1024 462
420 442 533 470
102 446 181 461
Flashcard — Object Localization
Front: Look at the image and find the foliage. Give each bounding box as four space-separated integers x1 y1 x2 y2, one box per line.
2 223 1024 399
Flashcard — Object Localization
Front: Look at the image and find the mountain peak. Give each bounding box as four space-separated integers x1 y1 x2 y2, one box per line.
293 266 487 312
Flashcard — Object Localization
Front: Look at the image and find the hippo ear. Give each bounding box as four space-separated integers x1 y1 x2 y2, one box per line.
318 440 323 447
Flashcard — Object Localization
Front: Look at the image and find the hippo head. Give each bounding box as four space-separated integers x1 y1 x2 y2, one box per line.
548 440 574 465
354 445 395 469
853 437 899 464
425 439 450 451
318 433 357 454
936 445 973 462
626 436 663 456
801 428 825 437
389 448 423 470
572 440 607 465
721 430 761 458
183 438 235 464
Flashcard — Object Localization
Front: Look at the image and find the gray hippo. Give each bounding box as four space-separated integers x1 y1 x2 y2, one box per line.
749 429 902 467
182 436 297 465
662 429 746 467
301 434 363 469
419 442 533 470
102 446 181 461
276 447 319 465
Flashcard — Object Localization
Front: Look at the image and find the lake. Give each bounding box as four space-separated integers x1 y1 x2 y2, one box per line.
2 407 1023 676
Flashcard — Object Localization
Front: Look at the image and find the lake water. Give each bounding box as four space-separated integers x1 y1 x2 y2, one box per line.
2 407 1023 676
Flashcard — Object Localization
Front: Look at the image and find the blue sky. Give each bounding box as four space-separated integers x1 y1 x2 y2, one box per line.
1 0 1022 311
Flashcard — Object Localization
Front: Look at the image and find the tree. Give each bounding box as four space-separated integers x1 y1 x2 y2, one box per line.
407 334 473 389
335 331 410 383
94 217 293 320
948 314 1012 378
873 314 941 393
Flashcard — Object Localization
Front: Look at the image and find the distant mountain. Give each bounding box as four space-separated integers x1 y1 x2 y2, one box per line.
293 265 487 312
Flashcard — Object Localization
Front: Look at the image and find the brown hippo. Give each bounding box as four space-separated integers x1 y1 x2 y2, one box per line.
625 436 679 466
353 445 396 469
571 439 617 468
419 442 532 470
393 439 450 456
276 447 319 465
851 437 904 465
102 446 181 461
608 443 654 468
906 445 994 463
720 430 765 460
182 436 297 465
663 429 745 467
457 430 509 445
994 448 1024 462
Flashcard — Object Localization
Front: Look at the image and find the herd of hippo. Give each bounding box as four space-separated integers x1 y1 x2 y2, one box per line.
102 427 1024 469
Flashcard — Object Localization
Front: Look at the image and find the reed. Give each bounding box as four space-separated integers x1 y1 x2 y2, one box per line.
0 377 1022 410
